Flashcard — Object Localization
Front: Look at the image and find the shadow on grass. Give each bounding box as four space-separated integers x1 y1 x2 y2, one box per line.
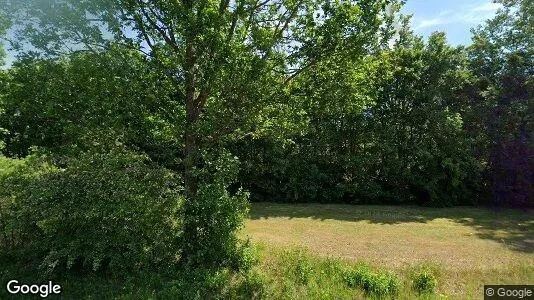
248 202 534 253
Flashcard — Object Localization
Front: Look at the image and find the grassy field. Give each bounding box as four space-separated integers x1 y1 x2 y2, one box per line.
1 203 531 299
245 203 534 299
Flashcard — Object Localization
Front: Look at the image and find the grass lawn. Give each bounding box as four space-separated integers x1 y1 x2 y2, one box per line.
245 203 534 299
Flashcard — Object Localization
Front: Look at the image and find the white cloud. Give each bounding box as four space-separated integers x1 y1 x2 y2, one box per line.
415 17 448 30
413 1 502 31
472 2 502 12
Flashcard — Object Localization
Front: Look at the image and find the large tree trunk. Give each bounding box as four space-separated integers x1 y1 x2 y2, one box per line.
182 34 202 264
184 41 199 199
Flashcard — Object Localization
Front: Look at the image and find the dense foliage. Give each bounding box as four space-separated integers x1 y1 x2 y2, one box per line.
0 150 182 276
236 31 485 206
0 0 531 293
467 0 533 207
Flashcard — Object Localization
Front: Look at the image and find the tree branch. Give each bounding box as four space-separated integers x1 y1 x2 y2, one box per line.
137 1 180 53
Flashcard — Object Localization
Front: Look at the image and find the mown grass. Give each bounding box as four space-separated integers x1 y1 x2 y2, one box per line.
245 203 534 298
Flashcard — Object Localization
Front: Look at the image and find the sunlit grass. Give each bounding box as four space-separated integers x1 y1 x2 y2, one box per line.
245 203 534 298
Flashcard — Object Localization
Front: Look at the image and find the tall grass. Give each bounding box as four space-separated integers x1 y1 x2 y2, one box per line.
4 244 530 299
256 247 439 299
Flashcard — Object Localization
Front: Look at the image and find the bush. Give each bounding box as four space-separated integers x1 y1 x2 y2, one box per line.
343 265 399 298
0 150 182 277
234 269 268 299
158 266 267 300
0 155 25 247
412 270 438 295
343 265 372 288
322 258 344 278
280 248 315 284
364 271 399 298
181 151 250 270
161 268 231 299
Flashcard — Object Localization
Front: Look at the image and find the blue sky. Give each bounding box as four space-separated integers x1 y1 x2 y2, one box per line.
2 0 501 67
402 0 502 45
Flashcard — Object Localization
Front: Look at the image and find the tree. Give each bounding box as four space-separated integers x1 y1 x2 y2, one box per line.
468 0 533 207
363 32 481 206
0 11 10 152
7 0 393 192
0 51 180 165
5 0 399 263
235 26 483 206
0 10 8 65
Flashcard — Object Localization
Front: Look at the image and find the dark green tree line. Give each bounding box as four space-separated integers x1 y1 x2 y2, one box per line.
467 0 533 207
234 29 484 206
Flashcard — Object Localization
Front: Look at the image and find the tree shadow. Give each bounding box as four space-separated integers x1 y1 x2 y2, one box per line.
456 216 533 253
248 202 534 253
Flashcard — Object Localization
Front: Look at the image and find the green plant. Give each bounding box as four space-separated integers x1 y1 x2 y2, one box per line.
364 271 399 298
234 240 261 272
236 269 267 299
322 258 344 278
412 270 438 295
181 151 250 270
344 265 399 298
0 150 182 277
343 265 372 288
281 248 315 285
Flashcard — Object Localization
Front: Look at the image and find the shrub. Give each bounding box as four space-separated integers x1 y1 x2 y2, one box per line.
344 265 399 298
280 248 314 284
412 270 438 295
159 267 266 300
234 240 261 272
364 271 399 298
343 265 372 288
181 151 250 270
161 268 231 299
322 258 344 278
0 150 182 277
0 155 24 243
235 269 268 299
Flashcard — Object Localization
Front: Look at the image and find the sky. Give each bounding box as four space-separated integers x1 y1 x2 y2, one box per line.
2 0 501 67
402 0 502 45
